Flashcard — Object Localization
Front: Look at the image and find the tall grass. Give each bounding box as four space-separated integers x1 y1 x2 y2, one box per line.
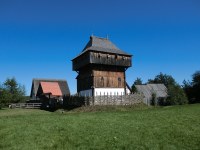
0 104 200 149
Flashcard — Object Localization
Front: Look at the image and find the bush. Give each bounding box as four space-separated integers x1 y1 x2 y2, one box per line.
0 78 26 107
150 93 156 106
157 97 167 106
63 95 86 110
167 84 188 105
0 89 12 107
183 71 200 103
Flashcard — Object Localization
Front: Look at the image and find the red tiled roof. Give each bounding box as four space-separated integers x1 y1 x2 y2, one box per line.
40 82 62 96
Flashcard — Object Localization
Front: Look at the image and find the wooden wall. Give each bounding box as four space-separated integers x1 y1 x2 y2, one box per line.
77 65 125 92
90 51 131 67
73 51 132 71
73 52 90 71
77 69 92 92
93 70 125 88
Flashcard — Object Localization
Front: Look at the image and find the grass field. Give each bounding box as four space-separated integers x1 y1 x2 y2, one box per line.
0 104 200 150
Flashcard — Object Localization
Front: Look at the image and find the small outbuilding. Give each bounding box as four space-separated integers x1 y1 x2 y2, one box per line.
30 78 70 108
135 84 168 105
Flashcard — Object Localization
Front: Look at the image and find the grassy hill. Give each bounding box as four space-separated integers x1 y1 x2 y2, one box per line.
0 104 200 149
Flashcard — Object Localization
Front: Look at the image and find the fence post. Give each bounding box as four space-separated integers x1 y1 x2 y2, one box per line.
107 95 108 105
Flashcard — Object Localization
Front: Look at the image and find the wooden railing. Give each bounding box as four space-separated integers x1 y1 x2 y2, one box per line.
10 103 42 109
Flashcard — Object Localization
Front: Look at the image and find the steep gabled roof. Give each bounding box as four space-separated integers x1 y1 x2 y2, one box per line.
135 84 168 100
30 78 70 97
73 36 131 60
40 82 62 96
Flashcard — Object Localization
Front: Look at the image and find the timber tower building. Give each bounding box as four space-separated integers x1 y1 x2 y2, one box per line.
72 36 132 96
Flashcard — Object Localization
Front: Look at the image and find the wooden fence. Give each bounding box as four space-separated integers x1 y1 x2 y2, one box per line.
10 103 42 109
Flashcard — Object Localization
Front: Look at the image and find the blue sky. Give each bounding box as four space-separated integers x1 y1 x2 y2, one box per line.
0 0 200 95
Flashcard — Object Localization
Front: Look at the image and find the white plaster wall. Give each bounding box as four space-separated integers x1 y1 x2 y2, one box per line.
94 88 125 96
79 89 93 97
79 88 128 97
126 88 131 95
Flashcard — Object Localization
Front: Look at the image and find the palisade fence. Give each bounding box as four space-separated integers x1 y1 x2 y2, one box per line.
63 93 144 107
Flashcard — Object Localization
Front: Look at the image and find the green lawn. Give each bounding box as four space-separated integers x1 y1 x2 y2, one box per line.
0 104 200 150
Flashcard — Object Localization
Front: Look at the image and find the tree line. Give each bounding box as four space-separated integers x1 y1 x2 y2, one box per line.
131 70 200 106
0 71 199 108
0 78 26 108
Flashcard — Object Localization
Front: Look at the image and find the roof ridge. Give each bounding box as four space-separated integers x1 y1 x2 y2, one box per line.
33 78 67 82
91 35 108 40
76 36 132 60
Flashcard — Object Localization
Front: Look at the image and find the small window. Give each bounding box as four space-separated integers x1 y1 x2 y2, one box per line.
101 77 104 87
118 77 122 87
115 54 118 59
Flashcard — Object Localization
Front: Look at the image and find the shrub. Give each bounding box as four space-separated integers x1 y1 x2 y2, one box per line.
151 93 156 106
0 78 26 107
167 84 188 105
183 71 200 103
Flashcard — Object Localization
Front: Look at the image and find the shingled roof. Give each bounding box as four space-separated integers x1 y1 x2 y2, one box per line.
40 82 62 96
135 84 168 98
76 36 131 58
30 78 70 98
135 84 168 105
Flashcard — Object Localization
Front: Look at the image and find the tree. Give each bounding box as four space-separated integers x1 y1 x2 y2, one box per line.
151 93 156 106
148 72 176 87
183 71 200 103
134 78 142 85
182 80 193 103
192 71 200 103
192 71 200 85
0 85 2 109
131 77 143 93
4 78 18 94
167 84 188 105
0 89 12 107
148 73 188 105
0 78 26 107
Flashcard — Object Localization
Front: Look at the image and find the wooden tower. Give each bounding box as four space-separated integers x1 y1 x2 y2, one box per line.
72 36 132 96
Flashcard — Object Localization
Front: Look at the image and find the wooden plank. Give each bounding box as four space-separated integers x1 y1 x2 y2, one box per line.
10 103 42 109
